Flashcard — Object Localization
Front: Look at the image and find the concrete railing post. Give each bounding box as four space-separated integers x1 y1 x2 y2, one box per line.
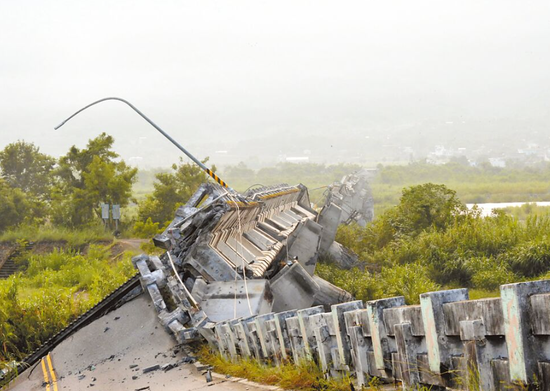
344 309 372 386
367 296 405 378
420 289 468 375
500 280 550 384
331 300 364 370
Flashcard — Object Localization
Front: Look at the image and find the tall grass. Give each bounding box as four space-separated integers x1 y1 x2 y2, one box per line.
499 203 550 221
197 345 357 391
0 225 112 247
0 245 136 363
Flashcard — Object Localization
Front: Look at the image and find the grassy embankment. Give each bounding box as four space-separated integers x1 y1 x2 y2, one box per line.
0 238 137 371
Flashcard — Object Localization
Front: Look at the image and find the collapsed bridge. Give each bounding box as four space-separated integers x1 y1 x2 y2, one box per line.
4 171 374 390
133 171 374 343
8 170 550 391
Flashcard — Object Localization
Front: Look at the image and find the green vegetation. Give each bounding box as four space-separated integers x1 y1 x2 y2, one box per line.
197 345 358 391
318 183 550 303
372 161 550 213
316 263 439 304
0 225 112 247
0 140 55 200
0 244 136 363
0 136 137 234
499 202 550 221
132 218 163 239
51 133 137 228
0 180 36 232
136 157 213 227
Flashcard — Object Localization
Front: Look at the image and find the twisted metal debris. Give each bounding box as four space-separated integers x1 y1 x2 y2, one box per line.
133 172 373 346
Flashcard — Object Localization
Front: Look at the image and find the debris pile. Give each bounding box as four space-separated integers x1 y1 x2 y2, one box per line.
133 172 374 345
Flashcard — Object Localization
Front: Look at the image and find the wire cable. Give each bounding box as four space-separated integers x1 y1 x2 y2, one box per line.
226 192 253 318
167 251 199 309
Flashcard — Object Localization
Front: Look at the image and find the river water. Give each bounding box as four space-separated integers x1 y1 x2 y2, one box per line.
466 201 550 217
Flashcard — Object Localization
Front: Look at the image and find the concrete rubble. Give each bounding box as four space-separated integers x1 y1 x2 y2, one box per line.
3 170 374 391
133 172 373 346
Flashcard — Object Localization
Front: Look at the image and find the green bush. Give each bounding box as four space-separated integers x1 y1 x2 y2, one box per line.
380 263 440 304
316 262 438 305
331 184 550 295
500 240 550 277
132 217 162 239
315 263 383 302
467 257 518 290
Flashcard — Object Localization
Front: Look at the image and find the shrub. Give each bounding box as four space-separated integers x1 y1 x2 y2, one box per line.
500 240 550 277
133 217 162 239
315 263 383 302
467 257 518 290
380 263 440 304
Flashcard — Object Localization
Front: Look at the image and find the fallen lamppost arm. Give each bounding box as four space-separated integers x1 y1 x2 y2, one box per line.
54 96 231 189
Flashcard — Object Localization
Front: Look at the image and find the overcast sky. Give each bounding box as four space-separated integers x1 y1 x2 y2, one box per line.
1 1 550 167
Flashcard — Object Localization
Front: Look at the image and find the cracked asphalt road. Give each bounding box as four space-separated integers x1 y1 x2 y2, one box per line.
8 294 263 391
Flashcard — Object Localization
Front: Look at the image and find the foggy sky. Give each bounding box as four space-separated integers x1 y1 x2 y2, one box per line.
1 1 550 168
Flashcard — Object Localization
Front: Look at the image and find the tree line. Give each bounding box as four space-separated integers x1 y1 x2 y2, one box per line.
0 134 214 236
0 135 137 232
5 133 550 237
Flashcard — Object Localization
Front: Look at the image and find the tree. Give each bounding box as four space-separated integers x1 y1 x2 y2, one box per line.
55 133 119 190
0 141 55 199
51 133 137 227
224 162 255 181
357 183 466 252
0 179 32 232
137 157 213 225
397 183 466 235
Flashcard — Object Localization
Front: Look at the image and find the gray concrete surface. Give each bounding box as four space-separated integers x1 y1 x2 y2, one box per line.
8 294 263 391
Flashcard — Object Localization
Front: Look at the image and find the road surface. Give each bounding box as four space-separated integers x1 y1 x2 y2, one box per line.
8 294 264 391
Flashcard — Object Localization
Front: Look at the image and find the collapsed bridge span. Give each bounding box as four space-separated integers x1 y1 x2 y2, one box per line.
133 174 373 345
4 171 372 390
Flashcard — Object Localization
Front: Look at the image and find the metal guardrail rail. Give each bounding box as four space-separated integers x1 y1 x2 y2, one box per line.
1 274 142 386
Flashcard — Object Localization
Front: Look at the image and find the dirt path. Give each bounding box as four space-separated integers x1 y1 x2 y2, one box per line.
116 238 148 251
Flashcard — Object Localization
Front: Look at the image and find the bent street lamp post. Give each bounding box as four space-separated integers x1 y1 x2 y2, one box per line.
54 97 232 190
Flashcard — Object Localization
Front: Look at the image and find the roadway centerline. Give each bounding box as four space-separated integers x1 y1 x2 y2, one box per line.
40 357 51 391
46 353 58 391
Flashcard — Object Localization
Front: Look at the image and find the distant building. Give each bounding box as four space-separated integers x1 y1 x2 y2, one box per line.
285 157 310 163
488 158 506 168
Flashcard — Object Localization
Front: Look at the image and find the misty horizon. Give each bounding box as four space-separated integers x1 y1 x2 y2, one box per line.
2 1 550 168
